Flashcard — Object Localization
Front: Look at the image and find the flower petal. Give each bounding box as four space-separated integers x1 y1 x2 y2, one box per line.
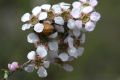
89 0 98 7
67 36 74 48
73 28 81 38
82 6 94 14
49 32 58 38
75 20 82 29
55 25 64 32
49 50 58 58
52 4 62 14
77 47 84 56
68 47 78 58
80 33 86 44
36 45 47 58
79 0 87 3
59 53 69 62
90 12 101 22
34 23 44 33
67 19 76 29
27 33 39 43
54 16 64 25
32 6 41 16
27 51 36 60
60 2 71 10
63 64 73 72
37 66 47 78
48 41 58 51
22 24 31 31
21 13 31 22
43 61 50 68
71 8 81 18
85 21 95 32
38 12 47 20
72 1 81 9
41 4 51 11
24 64 35 73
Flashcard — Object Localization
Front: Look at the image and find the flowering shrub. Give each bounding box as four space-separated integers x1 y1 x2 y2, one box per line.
1 0 101 79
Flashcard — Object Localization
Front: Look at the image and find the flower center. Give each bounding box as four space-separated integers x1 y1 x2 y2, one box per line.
30 16 39 25
80 13 90 23
48 11 55 20
61 11 70 21
83 3 90 7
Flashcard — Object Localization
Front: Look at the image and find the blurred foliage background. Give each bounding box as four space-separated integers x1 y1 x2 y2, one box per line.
0 0 120 80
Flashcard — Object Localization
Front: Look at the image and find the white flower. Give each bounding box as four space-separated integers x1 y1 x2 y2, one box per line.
59 53 69 62
38 12 48 20
85 21 95 32
21 13 31 22
32 6 41 16
72 1 81 9
27 33 39 43
37 66 47 78
34 23 44 33
80 0 98 14
27 51 36 60
21 11 40 31
71 8 81 18
52 4 62 14
90 12 101 22
82 6 93 14
36 45 47 58
67 19 76 29
59 2 71 10
21 7 42 31
75 20 82 29
21 24 31 31
54 16 64 25
41 4 51 11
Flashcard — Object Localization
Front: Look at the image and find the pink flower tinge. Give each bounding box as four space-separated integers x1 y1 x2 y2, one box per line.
8 62 19 71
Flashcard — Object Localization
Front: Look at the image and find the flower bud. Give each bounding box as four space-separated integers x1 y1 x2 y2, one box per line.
8 62 19 71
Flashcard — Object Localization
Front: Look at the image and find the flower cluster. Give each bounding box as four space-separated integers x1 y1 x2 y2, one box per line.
8 0 101 78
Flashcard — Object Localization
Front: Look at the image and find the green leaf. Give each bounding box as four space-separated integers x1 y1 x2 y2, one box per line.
4 70 9 80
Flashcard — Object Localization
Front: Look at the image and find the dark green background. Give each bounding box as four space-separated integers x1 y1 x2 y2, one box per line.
0 0 120 80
